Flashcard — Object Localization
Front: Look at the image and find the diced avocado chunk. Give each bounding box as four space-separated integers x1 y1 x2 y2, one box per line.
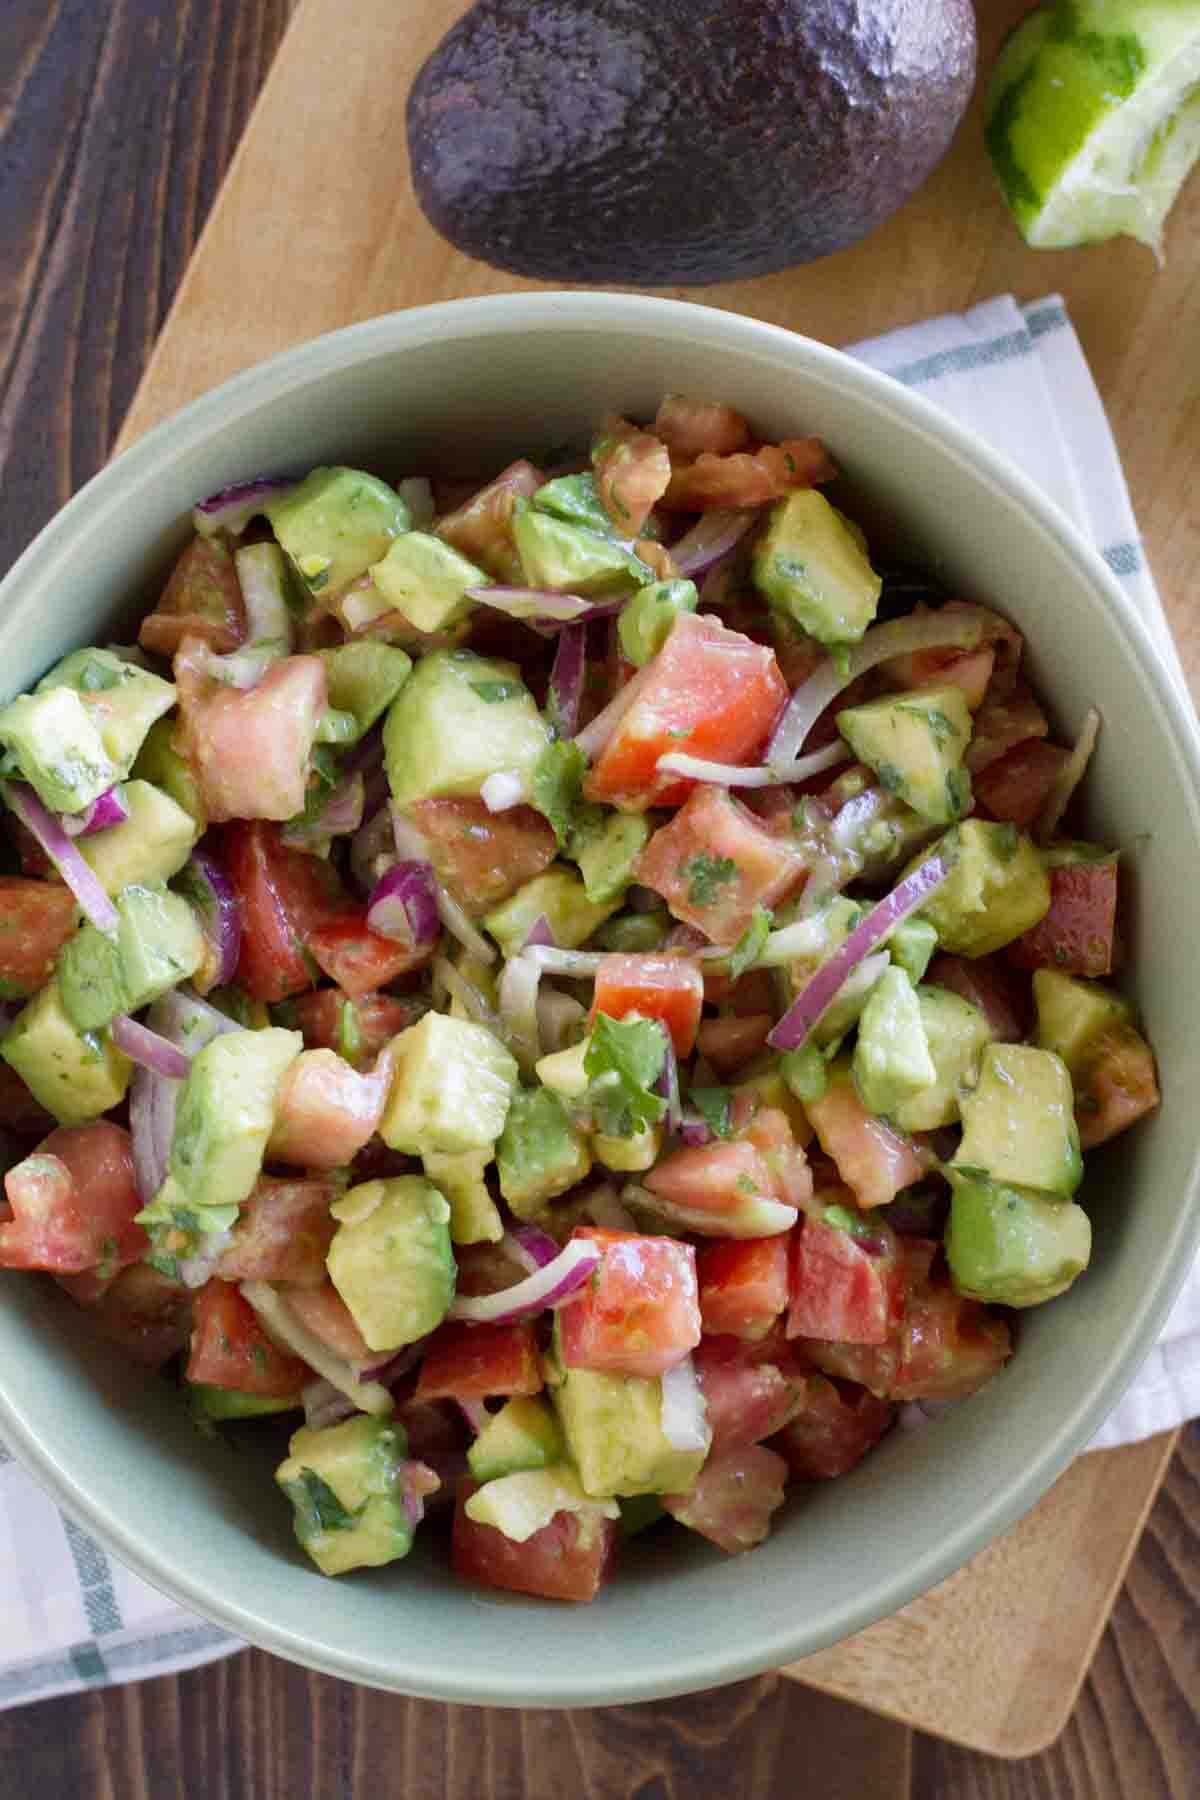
421 1148 503 1245
383 649 550 809
496 1085 592 1218
852 965 936 1117
379 1011 517 1154
548 1326 710 1498
484 867 619 958
752 491 881 647
571 811 652 906
132 723 206 826
327 1176 456 1352
169 1026 301 1208
618 579 698 667
916 820 1051 956
467 1396 566 1483
276 1415 419 1577
954 1042 1083 1197
0 981 131 1125
0 687 116 814
838 685 972 825
1033 968 1132 1077
892 985 994 1133
57 885 204 1032
465 1465 619 1543
38 648 176 778
535 1039 590 1099
370 532 488 633
592 1121 663 1173
532 471 613 535
512 503 653 597
946 1172 1091 1308
318 642 412 741
889 916 939 986
190 1384 301 1421
264 467 410 596
77 780 200 894
1040 839 1118 870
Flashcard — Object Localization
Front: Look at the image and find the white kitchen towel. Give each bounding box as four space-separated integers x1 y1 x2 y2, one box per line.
0 292 1194 1709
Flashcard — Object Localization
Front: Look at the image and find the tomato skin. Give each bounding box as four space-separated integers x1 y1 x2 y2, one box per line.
697 1236 791 1340
786 1215 902 1346
0 878 78 997
414 1322 543 1402
1075 1023 1160 1149
1007 861 1118 978
804 1066 929 1210
291 988 423 1062
58 1262 193 1368
663 1443 789 1553
692 1332 807 1452
0 1123 145 1274
881 642 996 712
891 1282 1011 1402
660 438 836 510
452 1478 619 1603
282 1280 373 1363
306 911 432 998
585 614 789 811
176 645 328 824
644 1139 775 1222
634 783 804 945
591 953 704 1057
654 396 751 459
771 1375 895 1479
214 1177 339 1287
593 417 671 537
186 1280 310 1395
222 820 346 1002
557 1228 701 1381
926 954 1030 1042
140 536 246 658
974 739 1072 830
404 798 557 917
435 459 545 583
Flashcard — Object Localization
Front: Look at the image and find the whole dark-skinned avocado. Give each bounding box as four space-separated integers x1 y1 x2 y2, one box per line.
407 0 976 285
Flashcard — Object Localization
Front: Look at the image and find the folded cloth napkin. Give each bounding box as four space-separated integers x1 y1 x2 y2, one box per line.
0 293 1194 1710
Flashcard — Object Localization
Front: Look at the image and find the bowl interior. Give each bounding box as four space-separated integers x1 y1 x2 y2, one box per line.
1 297 1198 1706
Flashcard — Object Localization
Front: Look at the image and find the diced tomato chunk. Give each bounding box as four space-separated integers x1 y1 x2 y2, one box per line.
435 459 545 583
702 965 777 1013
306 911 431 998
805 1066 929 1209
926 954 1031 1042
891 1281 1011 1402
634 783 803 944
0 879 78 997
592 417 671 536
221 820 347 1003
403 798 557 917
771 1375 895 1479
880 627 996 712
175 643 327 823
0 1123 144 1274
654 396 751 459
786 1214 901 1346
660 439 836 510
557 1229 700 1381
644 1139 776 1223
742 1106 815 1202
586 614 789 812
590 953 704 1056
697 1236 791 1340
965 681 1049 773
187 1281 310 1394
291 988 424 1062
214 1178 338 1287
1075 1023 1160 1149
1007 860 1118 978
452 1478 618 1603
414 1321 543 1402
974 739 1072 830
692 1332 806 1452
58 1262 193 1368
267 1048 388 1170
140 536 246 658
696 1014 774 1075
282 1279 373 1363
663 1444 789 1554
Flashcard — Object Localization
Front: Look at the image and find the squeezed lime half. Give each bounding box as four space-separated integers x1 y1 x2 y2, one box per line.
985 0 1200 253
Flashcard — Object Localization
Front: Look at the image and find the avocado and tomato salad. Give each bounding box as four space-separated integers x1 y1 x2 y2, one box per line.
0 394 1159 1601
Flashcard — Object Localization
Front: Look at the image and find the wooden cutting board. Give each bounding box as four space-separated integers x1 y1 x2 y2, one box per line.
113 0 1200 1760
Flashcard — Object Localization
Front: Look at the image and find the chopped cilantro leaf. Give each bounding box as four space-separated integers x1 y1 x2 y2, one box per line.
897 702 957 745
531 739 594 851
470 679 522 704
78 660 121 693
875 760 905 798
681 852 738 909
282 1468 361 1539
729 905 772 979
583 1013 667 1138
691 1086 733 1140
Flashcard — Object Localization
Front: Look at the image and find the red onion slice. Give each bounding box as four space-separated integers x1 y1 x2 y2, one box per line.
498 951 542 1073
366 860 440 949
129 988 241 1204
656 1027 683 1134
398 476 435 531
457 1398 491 1436
572 656 659 759
480 771 528 813
506 1224 561 1271
60 786 130 838
447 1240 602 1324
176 849 242 987
4 781 118 932
668 509 756 579
523 945 607 978
466 585 591 623
656 739 849 789
1035 706 1101 843
767 611 988 770
679 1111 711 1148
522 913 556 951
235 542 294 650
548 622 587 738
392 807 495 964
282 770 366 853
768 848 954 1051
111 1015 192 1080
659 1354 709 1450
241 1282 394 1415
192 475 296 538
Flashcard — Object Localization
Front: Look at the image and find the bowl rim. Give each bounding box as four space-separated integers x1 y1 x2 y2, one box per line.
1 291 1198 1706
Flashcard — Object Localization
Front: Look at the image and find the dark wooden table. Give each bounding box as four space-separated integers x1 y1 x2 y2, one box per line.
1 3 1197 1793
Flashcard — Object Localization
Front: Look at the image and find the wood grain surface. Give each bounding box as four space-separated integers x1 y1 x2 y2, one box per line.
0 1 1198 1793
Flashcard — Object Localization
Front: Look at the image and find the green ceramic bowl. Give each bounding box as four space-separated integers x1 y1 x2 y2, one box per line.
0 296 1197 1706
